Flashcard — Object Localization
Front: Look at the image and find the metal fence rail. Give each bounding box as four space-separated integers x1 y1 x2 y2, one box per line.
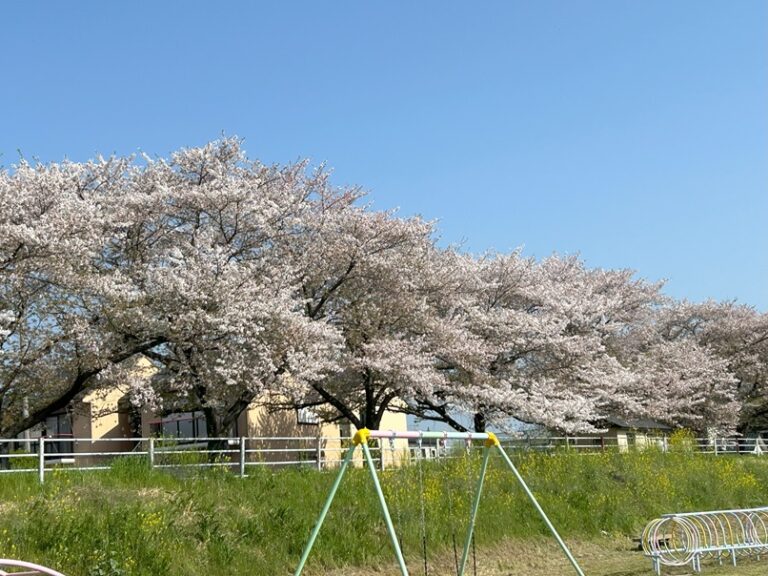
0 434 764 483
642 507 768 574
0 435 377 482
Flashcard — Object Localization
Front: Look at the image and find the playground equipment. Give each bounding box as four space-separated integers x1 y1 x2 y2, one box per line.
642 506 768 574
0 560 66 576
293 429 586 576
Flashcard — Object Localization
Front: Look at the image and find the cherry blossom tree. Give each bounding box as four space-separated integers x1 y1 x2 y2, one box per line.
283 195 460 430
0 140 344 439
99 140 345 438
0 156 167 438
619 337 739 431
0 137 758 441
644 300 768 431
407 252 669 433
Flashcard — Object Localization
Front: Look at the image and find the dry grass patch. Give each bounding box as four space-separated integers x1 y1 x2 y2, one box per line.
313 537 768 576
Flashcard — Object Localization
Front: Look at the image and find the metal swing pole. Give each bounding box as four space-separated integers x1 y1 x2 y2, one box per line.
360 431 410 576
416 438 429 576
294 438 357 576
294 428 586 576
495 443 586 576
458 435 494 576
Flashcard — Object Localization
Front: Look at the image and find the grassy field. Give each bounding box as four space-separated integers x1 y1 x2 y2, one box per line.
2 446 768 575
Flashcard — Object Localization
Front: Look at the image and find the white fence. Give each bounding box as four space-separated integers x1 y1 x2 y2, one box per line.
0 434 764 483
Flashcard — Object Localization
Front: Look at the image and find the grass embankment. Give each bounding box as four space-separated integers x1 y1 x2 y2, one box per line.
2 449 768 575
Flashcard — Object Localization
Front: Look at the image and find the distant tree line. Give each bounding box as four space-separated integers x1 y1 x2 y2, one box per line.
1 139 766 438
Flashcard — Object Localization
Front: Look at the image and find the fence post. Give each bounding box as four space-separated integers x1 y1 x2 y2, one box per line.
38 437 45 484
316 435 323 471
239 437 246 478
148 437 155 469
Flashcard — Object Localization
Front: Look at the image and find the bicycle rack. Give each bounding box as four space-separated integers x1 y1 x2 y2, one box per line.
642 507 768 574
0 559 67 575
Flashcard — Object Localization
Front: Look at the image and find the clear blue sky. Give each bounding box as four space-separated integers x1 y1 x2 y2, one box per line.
2 1 766 309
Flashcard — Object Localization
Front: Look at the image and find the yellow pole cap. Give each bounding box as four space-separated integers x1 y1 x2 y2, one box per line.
485 432 500 448
353 428 371 446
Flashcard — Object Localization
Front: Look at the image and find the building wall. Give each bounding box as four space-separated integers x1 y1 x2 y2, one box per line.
373 407 410 468
241 396 338 466
578 428 667 452
73 386 136 463
75 363 413 468
240 398 411 468
331 407 412 469
21 355 413 469
612 429 669 452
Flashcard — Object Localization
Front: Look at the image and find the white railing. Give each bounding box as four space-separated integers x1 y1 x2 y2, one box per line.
0 434 763 483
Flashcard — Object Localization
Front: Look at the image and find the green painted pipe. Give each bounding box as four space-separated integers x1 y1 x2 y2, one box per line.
361 442 410 575
458 446 491 576
496 445 586 576
294 444 355 576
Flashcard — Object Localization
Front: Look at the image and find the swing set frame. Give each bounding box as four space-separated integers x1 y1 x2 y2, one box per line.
293 429 586 576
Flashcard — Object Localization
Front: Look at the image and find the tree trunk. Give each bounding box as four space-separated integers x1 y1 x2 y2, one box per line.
201 408 223 460
366 409 384 430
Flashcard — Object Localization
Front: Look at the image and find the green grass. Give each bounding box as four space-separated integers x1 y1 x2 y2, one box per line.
2 448 768 575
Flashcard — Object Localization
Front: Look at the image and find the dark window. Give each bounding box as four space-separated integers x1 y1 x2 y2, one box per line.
45 412 73 454
150 411 206 443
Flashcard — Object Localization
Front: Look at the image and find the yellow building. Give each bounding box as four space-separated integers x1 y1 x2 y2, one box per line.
581 417 671 452
23 356 410 468
140 396 410 469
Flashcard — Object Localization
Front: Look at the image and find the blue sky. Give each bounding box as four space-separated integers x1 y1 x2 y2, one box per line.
2 1 766 309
